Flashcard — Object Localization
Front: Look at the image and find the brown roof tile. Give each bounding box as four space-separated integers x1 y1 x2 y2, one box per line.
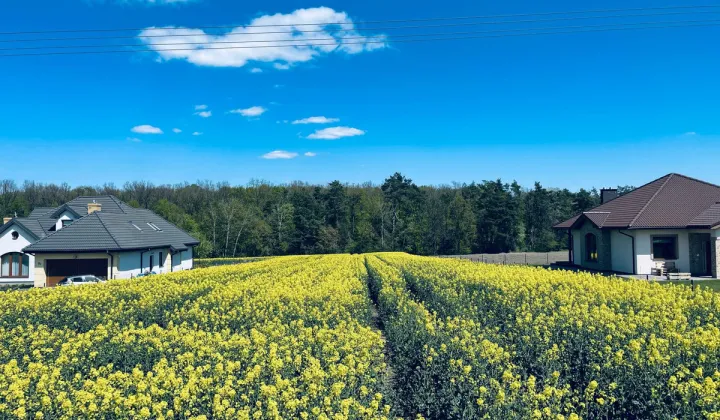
554 173 720 229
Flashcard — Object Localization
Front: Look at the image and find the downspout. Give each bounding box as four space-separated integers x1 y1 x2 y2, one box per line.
170 250 178 273
105 251 114 280
618 230 636 274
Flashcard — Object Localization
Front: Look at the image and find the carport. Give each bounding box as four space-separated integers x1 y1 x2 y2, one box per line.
45 258 108 287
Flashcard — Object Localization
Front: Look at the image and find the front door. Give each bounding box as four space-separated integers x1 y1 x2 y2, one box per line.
705 240 713 276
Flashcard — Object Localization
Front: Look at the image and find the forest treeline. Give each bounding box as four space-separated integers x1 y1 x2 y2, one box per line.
0 174 634 258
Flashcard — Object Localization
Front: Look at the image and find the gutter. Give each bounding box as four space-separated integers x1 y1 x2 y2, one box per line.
618 230 636 274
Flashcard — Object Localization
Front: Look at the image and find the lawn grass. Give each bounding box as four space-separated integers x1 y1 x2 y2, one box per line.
667 279 720 292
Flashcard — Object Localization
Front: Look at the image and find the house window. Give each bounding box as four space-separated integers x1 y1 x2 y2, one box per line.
11 231 19 240
652 236 678 260
585 233 598 262
1 253 29 278
61 219 72 228
149 255 154 271
159 252 164 268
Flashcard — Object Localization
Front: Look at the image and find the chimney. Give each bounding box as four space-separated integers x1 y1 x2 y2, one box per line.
87 200 102 214
600 188 618 204
2 217 11 225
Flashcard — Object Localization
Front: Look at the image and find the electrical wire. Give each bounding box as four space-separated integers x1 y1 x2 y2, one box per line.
2 18 718 52
0 4 718 35
0 21 717 58
2 8 719 44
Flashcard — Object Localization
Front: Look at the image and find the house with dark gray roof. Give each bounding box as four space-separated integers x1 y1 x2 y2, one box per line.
555 173 720 278
1 196 199 287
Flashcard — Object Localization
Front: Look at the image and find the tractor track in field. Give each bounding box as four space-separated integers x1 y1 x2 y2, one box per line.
362 256 399 414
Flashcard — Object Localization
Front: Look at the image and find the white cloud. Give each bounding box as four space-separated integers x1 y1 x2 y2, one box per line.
304 152 317 157
137 7 387 68
684 131 697 136
262 150 298 159
250 67 263 73
308 126 365 140
195 110 212 118
127 137 142 143
173 128 182 133
131 124 163 134
195 104 208 110
230 106 267 117
292 116 339 125
274 84 284 89
192 131 203 136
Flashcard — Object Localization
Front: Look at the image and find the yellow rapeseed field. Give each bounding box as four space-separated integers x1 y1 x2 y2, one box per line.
368 253 720 419
0 252 718 419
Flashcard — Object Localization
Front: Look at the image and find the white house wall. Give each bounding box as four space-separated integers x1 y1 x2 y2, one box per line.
610 230 634 274
116 251 142 279
181 248 193 270
115 247 194 279
55 211 75 231
172 252 183 272
634 229 691 275
0 224 35 285
116 248 169 279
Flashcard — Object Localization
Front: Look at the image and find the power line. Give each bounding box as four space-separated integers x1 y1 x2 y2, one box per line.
3 8 719 44
0 21 717 58
3 18 719 52
0 4 718 36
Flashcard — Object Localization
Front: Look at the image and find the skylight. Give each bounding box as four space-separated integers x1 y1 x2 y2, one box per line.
129 222 142 231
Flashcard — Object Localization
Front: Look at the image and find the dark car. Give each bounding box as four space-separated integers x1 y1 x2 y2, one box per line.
58 275 105 287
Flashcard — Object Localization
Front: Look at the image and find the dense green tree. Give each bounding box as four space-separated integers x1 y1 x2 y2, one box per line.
469 180 521 253
0 174 625 258
447 193 476 254
524 182 557 252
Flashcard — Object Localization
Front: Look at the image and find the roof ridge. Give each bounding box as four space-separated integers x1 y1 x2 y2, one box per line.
72 195 115 198
628 173 674 228
95 212 122 248
50 203 82 218
108 195 131 213
670 173 720 190
574 173 674 214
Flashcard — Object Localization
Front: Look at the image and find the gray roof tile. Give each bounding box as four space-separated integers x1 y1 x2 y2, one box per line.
14 219 47 239
24 213 120 252
26 208 55 219
21 196 199 253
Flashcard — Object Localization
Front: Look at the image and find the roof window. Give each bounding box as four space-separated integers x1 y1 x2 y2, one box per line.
129 222 142 231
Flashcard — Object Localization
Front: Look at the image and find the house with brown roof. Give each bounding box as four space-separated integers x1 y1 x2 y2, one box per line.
555 173 720 278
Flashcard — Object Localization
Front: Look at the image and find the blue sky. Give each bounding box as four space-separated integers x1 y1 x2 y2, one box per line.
1 0 720 190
